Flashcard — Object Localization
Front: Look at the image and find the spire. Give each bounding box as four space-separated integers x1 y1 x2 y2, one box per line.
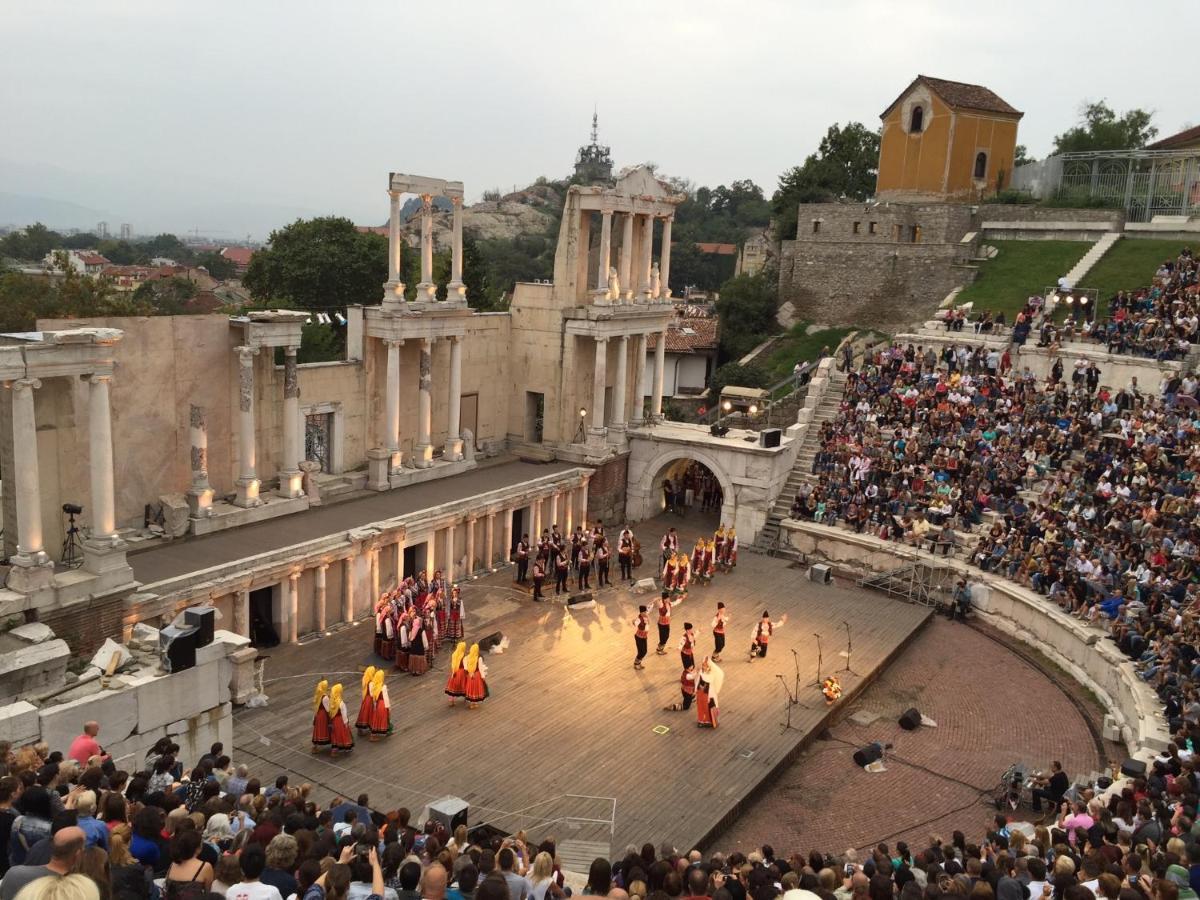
590 107 599 145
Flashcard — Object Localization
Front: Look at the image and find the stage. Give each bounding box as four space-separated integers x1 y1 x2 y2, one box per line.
232 512 931 856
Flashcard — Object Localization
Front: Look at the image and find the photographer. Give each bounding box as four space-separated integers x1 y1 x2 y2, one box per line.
349 839 398 900
305 845 385 900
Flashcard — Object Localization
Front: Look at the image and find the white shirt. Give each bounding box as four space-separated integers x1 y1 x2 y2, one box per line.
226 883 283 900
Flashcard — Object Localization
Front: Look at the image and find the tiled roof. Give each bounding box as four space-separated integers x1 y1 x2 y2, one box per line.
647 316 719 353
883 75 1022 118
1147 124 1200 151
220 246 255 266
695 242 737 255
79 253 110 265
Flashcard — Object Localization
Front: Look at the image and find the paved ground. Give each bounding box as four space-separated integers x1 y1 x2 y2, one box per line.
711 616 1119 855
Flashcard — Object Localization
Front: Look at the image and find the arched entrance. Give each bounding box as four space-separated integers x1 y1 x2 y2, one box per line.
626 446 736 532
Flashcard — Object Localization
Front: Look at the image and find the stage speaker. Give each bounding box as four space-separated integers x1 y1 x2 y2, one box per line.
899 707 922 730
477 632 504 653
759 428 782 449
808 564 832 584
428 796 468 833
1120 758 1147 778
184 606 215 648
159 624 198 673
853 743 883 767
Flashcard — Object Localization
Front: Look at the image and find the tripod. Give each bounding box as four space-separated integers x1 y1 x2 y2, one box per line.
813 632 824 687
790 649 810 709
776 674 799 733
840 620 860 675
61 509 83 570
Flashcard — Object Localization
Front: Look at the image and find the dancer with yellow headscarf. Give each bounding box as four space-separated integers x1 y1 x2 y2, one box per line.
311 679 331 752
444 642 469 706
328 683 354 755
355 666 377 732
368 670 391 740
463 644 489 709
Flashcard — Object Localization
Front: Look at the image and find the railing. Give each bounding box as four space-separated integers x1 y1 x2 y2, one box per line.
468 793 616 845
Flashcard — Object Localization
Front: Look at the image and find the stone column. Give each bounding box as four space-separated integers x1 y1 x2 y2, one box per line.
465 517 476 577
502 508 513 564
632 333 649 425
414 338 434 467
447 195 466 301
85 373 118 543
611 335 629 430
385 339 402 470
187 404 214 517
485 512 496 569
579 479 590 530
619 212 634 301
342 556 355 623
387 190 402 291
659 216 673 299
444 335 464 461
370 546 380 600
591 336 608 435
287 571 300 644
639 215 654 298
315 564 328 634
596 209 613 291
234 588 250 638
652 329 667 418
234 346 261 507
549 492 559 533
278 346 304 498
9 378 50 574
565 492 574 533
395 538 405 582
416 194 436 301
445 523 456 581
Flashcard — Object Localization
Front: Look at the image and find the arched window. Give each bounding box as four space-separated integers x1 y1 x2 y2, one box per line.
974 152 988 179
909 106 924 133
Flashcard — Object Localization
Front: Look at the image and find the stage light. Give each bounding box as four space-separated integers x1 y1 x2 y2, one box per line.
1080 296 1089 305
748 404 758 415
722 400 732 412
1065 295 1074 305
579 407 587 417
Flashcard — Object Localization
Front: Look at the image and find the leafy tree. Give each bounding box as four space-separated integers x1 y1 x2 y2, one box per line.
243 216 387 309
1053 101 1157 155
97 239 140 265
132 275 197 315
714 273 779 361
0 267 150 332
297 322 344 363
194 250 237 280
709 361 768 405
62 232 100 250
1013 145 1034 167
772 122 880 240
0 223 63 261
141 233 192 263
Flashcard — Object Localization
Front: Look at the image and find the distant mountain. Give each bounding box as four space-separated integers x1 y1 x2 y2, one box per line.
0 191 117 231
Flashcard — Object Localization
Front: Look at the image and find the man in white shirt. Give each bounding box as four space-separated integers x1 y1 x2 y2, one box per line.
226 844 283 900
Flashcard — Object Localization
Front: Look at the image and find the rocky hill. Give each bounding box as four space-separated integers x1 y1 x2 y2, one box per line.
397 182 562 249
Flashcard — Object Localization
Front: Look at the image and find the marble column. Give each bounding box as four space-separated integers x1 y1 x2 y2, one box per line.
596 209 613 291
591 336 608 435
444 336 464 461
632 333 649 425
502 510 513 567
416 194 436 301
611 335 629 429
486 512 496 569
287 571 300 644
370 547 380 602
549 493 559 533
315 564 328 634
9 378 49 571
234 346 261 507
414 338 434 467
445 523 456 581
342 557 355 623
639 215 654 298
659 216 674 299
386 190 403 297
385 339 402 471
652 329 667 418
234 588 250 638
531 497 542 543
465 517 476 577
278 346 304 498
565 492 574 534
579 480 590 531
187 404 214 517
395 538 405 583
619 212 634 301
448 195 466 301
85 373 118 543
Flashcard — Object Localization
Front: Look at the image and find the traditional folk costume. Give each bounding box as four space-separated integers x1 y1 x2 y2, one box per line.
445 587 465 641
595 542 611 588
423 596 440 665
311 679 331 751
515 537 530 583
464 643 489 708
665 664 697 711
327 683 354 755
355 667 377 732
672 554 690 600
711 602 729 661
713 527 726 568
618 530 635 582
749 611 787 660
655 592 672 654
444 641 469 704
577 547 591 591
696 656 724 729
690 539 707 586
408 615 429 676
679 624 697 670
633 606 649 670
662 554 677 596
368 670 392 740
393 610 411 672
660 530 679 567
720 528 738 571
434 590 448 647
703 539 717 579
373 604 387 657
376 602 397 660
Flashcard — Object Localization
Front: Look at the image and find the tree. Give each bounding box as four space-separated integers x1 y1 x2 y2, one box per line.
194 250 236 280
709 361 768 406
0 223 63 262
97 239 139 265
243 216 387 309
1053 101 1158 155
714 273 779 362
1013 145 1034 167
772 122 880 240
132 275 197 315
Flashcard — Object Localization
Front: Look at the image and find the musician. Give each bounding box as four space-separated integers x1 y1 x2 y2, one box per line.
577 544 592 591
531 558 546 602
595 540 611 588
554 548 570 596
1031 760 1070 813
661 527 679 567
515 533 531 584
618 529 634 581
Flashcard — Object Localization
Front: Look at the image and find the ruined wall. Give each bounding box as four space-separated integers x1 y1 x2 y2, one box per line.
586 454 629 528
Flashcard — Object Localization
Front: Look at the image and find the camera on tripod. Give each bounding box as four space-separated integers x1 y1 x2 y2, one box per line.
61 502 84 570
63 503 83 516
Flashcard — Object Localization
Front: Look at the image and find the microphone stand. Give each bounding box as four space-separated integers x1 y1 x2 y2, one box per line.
813 633 823 687
776 674 798 733
789 649 810 709
840 620 859 675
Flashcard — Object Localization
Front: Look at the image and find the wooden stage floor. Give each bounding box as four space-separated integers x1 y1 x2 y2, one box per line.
233 512 931 855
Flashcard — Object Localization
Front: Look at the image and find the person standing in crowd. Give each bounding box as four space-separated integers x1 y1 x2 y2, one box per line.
576 545 591 592
553 548 570 597
595 540 610 589
514 535 530 584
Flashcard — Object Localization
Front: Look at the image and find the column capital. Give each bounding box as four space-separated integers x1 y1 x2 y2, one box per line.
235 345 255 365
385 338 405 348
284 345 298 358
618 334 629 345
318 561 330 572
289 570 301 583
12 377 42 392
595 335 609 344
451 195 463 208
421 193 433 210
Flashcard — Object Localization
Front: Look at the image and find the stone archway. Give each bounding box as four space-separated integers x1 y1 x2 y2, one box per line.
626 445 737 529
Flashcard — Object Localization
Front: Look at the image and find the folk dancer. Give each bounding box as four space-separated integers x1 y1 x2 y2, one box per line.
618 529 635 582
372 600 387 657
464 643 489 708
711 602 729 662
595 540 611 588
393 608 411 672
664 662 697 711
531 558 546 601
714 526 726 567
408 614 430 677
327 683 354 756
703 539 717 579
690 539 707 586
368 670 392 740
377 599 397 660
311 679 331 752
433 589 448 646
632 606 649 670
660 528 679 567
422 599 439 671
672 553 690 601
444 641 469 706
577 544 592 591
662 552 677 598
554 549 570 595
515 534 531 583
679 622 697 670
749 610 787 660
655 591 672 655
720 528 738 571
696 656 725 729
570 527 584 571
355 666 377 733
445 586 465 641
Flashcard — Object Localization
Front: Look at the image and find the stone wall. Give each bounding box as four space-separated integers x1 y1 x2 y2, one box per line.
972 204 1125 227
586 454 629 526
41 591 126 656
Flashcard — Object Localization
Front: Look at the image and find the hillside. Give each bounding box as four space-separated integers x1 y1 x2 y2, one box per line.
396 183 562 248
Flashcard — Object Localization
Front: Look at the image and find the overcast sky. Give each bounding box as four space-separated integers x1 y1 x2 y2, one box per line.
1 0 1191 240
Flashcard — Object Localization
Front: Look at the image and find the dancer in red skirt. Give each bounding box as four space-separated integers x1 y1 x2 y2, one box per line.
434 589 448 648
328 683 354 755
408 614 429 676
695 656 724 729
444 641 468 706
464 643 489 709
368 670 391 741
393 609 410 672
355 666 377 732
445 586 465 641
311 679 331 752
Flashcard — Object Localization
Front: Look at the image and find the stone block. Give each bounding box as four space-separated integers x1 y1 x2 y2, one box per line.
0 701 41 745
632 578 657 594
229 646 258 705
39 686 139 752
159 493 191 539
129 622 161 652
9 621 55 644
136 662 220 734
88 638 132 673
0 638 71 704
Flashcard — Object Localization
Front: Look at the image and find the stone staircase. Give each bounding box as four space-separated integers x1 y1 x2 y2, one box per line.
1066 231 1122 287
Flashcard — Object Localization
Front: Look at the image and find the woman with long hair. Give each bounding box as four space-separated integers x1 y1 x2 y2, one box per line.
529 852 563 900
312 679 331 752
163 829 212 900
77 845 112 900
369 669 392 741
108 825 150 900
464 644 489 709
445 642 469 706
